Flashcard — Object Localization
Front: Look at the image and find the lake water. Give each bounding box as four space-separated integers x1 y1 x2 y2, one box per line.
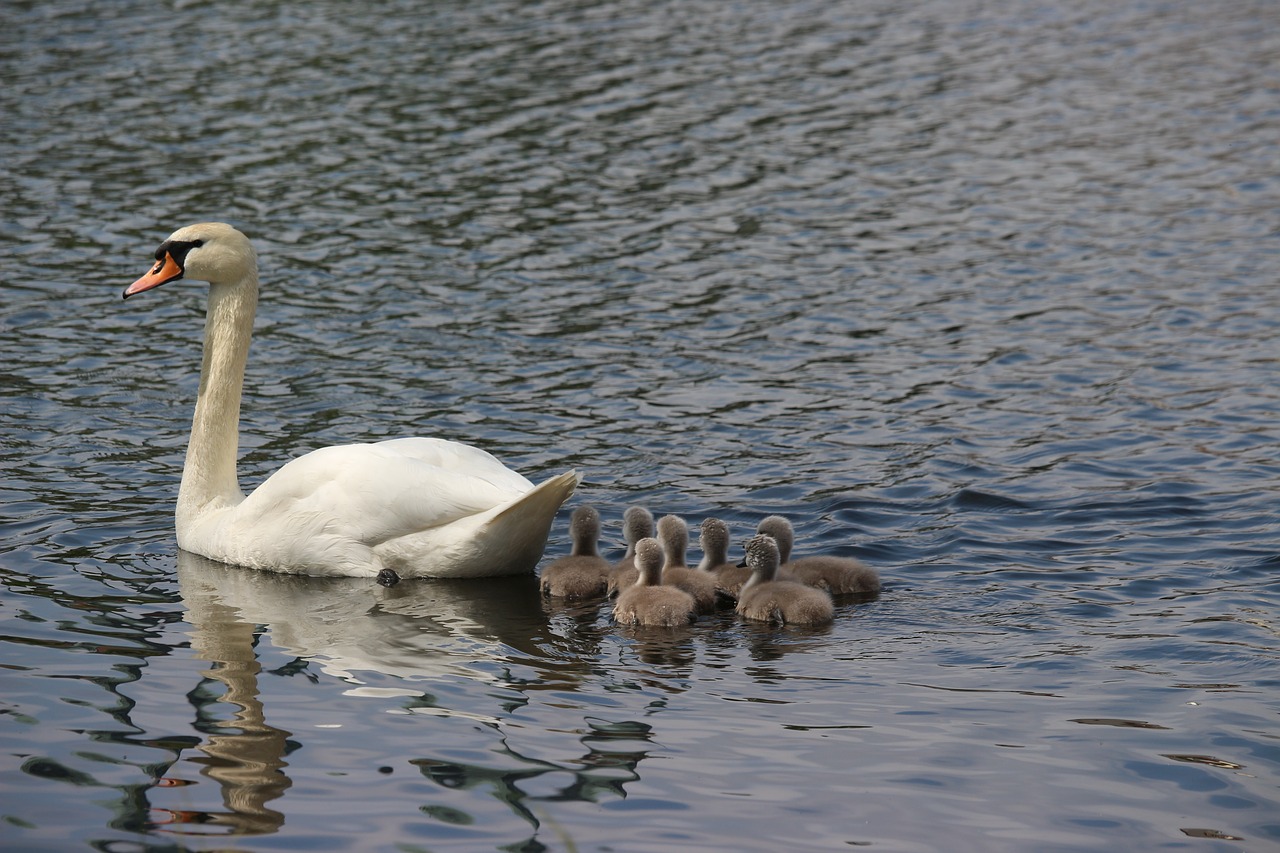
2 0 1278 849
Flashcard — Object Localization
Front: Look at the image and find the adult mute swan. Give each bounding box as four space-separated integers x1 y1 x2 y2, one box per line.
124 222 579 581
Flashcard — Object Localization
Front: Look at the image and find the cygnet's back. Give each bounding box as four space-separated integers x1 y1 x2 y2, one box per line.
655 514 717 613
787 554 880 595
540 505 610 599
613 538 697 627
607 505 655 597
736 534 834 626
757 515 880 595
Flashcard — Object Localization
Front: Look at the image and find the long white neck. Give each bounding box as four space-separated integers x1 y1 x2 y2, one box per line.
176 270 259 532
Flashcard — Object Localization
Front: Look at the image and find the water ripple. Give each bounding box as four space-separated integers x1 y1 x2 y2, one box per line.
2 0 1279 849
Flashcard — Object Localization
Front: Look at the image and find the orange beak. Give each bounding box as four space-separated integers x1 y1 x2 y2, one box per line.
123 252 183 299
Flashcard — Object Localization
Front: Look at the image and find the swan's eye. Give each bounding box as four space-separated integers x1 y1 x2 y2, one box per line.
159 239 204 270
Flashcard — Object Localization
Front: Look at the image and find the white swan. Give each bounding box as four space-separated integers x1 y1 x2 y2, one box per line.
124 222 579 580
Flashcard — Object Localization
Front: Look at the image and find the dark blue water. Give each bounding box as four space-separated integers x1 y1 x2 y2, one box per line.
2 0 1278 849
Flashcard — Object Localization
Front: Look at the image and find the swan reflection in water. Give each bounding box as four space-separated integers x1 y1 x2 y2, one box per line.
149 578 292 836
148 550 643 840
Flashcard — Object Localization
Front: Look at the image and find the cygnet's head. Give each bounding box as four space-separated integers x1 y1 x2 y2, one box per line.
743 533 782 588
699 518 730 562
569 505 601 554
756 515 795 562
622 506 655 550
634 537 665 585
656 515 689 565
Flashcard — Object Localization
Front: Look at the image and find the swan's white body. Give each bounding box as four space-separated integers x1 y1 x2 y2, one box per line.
125 222 578 578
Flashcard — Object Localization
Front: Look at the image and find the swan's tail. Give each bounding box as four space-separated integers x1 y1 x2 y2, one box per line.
495 469 581 524
378 469 580 578
478 469 581 576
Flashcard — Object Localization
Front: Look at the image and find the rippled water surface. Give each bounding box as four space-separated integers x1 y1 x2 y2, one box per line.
3 0 1279 850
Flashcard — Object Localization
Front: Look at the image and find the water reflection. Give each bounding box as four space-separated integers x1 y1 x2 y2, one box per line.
162 551 660 842
614 624 699 669
411 716 652 837
176 550 558 691
165 550 846 844
152 599 291 836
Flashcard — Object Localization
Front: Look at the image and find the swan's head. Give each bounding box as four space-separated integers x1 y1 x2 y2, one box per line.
742 533 781 589
124 222 256 299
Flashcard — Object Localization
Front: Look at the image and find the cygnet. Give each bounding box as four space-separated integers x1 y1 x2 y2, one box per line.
655 514 717 613
613 537 698 627
607 505 655 597
736 534 834 626
756 515 880 595
540 505 610 599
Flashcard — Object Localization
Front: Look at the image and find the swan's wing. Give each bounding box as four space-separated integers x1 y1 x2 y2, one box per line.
371 437 534 492
236 440 532 547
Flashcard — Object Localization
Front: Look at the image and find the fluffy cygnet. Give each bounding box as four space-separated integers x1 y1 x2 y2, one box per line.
655 515 717 613
696 517 735 572
613 537 697 627
756 515 880 595
697 517 751 599
540 505 610 599
607 505 655 597
736 534 834 626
